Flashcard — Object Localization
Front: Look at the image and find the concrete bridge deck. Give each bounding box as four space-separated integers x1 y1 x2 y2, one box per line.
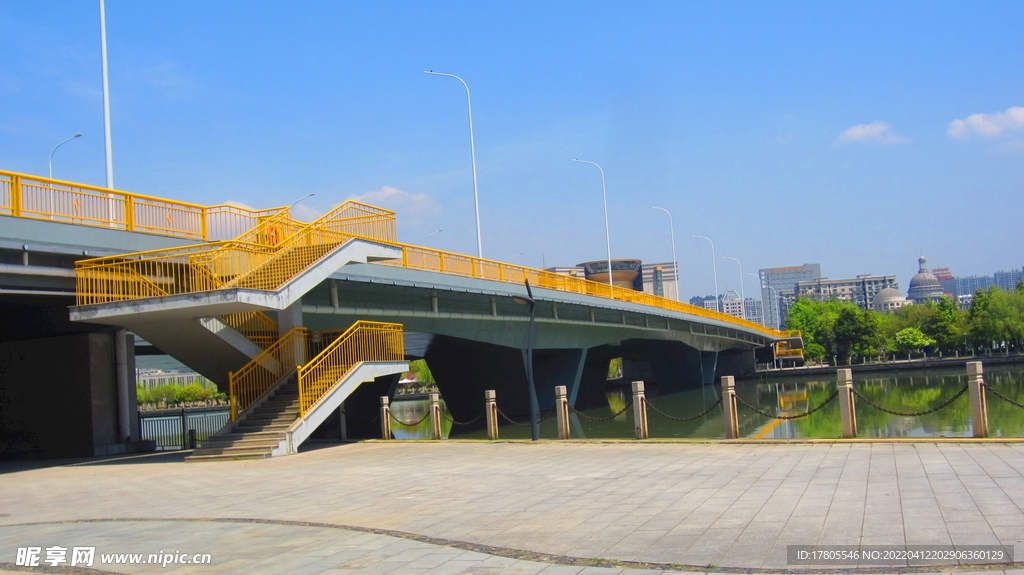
3 441 1024 574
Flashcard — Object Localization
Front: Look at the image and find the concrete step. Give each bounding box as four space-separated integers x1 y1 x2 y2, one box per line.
234 421 293 432
253 404 299 415
190 446 274 457
201 437 281 449
185 453 270 463
248 409 298 421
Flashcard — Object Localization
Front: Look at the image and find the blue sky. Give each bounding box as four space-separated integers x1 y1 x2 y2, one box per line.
2 1 1022 301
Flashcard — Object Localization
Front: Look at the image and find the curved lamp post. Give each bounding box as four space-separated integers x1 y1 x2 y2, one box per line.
646 205 679 301
512 280 540 440
572 159 613 287
724 256 746 321
49 133 82 180
424 71 482 259
423 228 444 246
693 235 720 311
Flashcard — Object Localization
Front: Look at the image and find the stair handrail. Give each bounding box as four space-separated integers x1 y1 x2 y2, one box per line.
229 327 308 421
296 321 404 416
220 311 279 349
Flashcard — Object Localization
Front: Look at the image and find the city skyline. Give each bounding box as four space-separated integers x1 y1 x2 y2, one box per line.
1 2 1021 300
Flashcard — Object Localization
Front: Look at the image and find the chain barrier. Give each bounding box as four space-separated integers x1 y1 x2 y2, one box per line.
983 383 1024 410
441 410 486 426
494 405 554 427
736 389 839 420
852 384 968 417
568 400 633 422
389 410 431 427
646 395 723 422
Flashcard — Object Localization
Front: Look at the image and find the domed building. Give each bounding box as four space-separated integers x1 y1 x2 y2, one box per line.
874 287 909 313
907 257 945 303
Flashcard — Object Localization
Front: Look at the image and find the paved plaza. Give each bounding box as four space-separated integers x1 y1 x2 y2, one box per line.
3 441 1024 574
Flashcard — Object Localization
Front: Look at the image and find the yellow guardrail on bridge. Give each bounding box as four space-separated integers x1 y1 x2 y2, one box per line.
0 169 288 240
74 200 396 305
379 245 797 339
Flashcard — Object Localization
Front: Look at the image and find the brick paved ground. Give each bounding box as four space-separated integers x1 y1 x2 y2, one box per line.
2 441 1024 574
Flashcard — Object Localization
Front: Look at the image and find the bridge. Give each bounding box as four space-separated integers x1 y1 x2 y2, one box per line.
0 169 802 460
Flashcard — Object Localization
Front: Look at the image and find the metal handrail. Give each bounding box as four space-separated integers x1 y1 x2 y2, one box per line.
0 169 286 240
379 245 797 339
296 321 404 416
229 327 307 421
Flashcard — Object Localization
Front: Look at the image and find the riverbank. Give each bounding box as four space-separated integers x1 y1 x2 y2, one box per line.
752 353 1024 379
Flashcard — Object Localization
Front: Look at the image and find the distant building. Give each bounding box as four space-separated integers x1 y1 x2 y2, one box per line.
908 257 945 303
544 265 585 277
995 268 1024 292
640 262 678 300
758 264 822 329
787 274 899 310
689 295 719 312
932 267 957 297
720 290 743 318
956 275 995 297
873 287 909 313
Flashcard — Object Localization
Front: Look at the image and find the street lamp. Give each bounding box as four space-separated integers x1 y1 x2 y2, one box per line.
724 256 746 321
49 133 82 180
99 0 114 189
572 159 613 287
693 235 720 312
423 228 443 246
646 205 679 301
289 193 315 212
511 279 540 441
509 252 524 262
424 71 482 259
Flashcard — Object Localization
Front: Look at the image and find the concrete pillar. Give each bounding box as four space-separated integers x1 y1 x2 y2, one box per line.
555 385 570 440
485 390 498 440
722 375 739 439
632 381 648 440
430 290 439 313
968 361 989 438
337 404 347 441
837 368 857 439
429 392 441 440
380 396 391 440
329 279 339 308
278 299 305 365
113 329 131 442
700 351 719 385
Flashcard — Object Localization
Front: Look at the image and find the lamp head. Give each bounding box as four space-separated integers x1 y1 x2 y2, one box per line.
74 133 82 138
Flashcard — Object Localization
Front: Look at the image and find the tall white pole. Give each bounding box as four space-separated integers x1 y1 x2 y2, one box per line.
424 71 482 258
646 205 679 301
99 0 114 189
724 256 746 321
693 235 719 311
572 159 613 287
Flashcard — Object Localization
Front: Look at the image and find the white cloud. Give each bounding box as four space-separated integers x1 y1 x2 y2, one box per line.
947 106 1024 139
834 121 908 146
347 186 441 223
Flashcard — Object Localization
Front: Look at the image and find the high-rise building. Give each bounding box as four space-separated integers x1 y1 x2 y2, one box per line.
640 262 678 300
689 295 719 311
994 268 1024 292
787 274 899 310
758 264 822 329
956 275 995 297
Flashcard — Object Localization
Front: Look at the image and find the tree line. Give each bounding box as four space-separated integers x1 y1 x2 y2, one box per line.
785 284 1024 363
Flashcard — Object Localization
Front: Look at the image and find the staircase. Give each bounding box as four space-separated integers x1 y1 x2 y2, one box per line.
186 378 300 462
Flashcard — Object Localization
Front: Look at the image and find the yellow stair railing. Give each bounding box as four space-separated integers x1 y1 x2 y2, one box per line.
229 327 307 421
0 169 286 240
297 322 404 416
379 245 798 339
75 201 396 306
221 311 279 349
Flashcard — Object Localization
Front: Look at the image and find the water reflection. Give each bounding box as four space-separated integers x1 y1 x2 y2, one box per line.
442 365 1024 440
389 398 453 440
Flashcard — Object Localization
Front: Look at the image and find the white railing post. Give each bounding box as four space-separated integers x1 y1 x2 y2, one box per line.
380 396 391 440
632 381 648 439
722 376 739 439
968 361 989 438
429 392 441 440
555 385 570 440
838 368 857 439
485 390 498 440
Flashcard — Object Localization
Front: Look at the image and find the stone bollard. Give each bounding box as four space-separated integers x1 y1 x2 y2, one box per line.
485 390 499 440
837 368 857 439
380 396 392 440
555 386 571 440
429 392 442 440
632 381 648 440
968 361 989 438
722 376 739 439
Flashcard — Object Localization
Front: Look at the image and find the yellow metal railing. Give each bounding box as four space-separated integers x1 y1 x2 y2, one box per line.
776 349 805 357
0 169 286 240
229 327 307 421
297 322 404 416
75 201 396 306
221 311 279 349
379 245 795 339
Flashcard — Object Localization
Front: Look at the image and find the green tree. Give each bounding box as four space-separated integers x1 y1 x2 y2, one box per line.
408 359 436 384
177 383 205 402
922 297 965 352
894 327 934 353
